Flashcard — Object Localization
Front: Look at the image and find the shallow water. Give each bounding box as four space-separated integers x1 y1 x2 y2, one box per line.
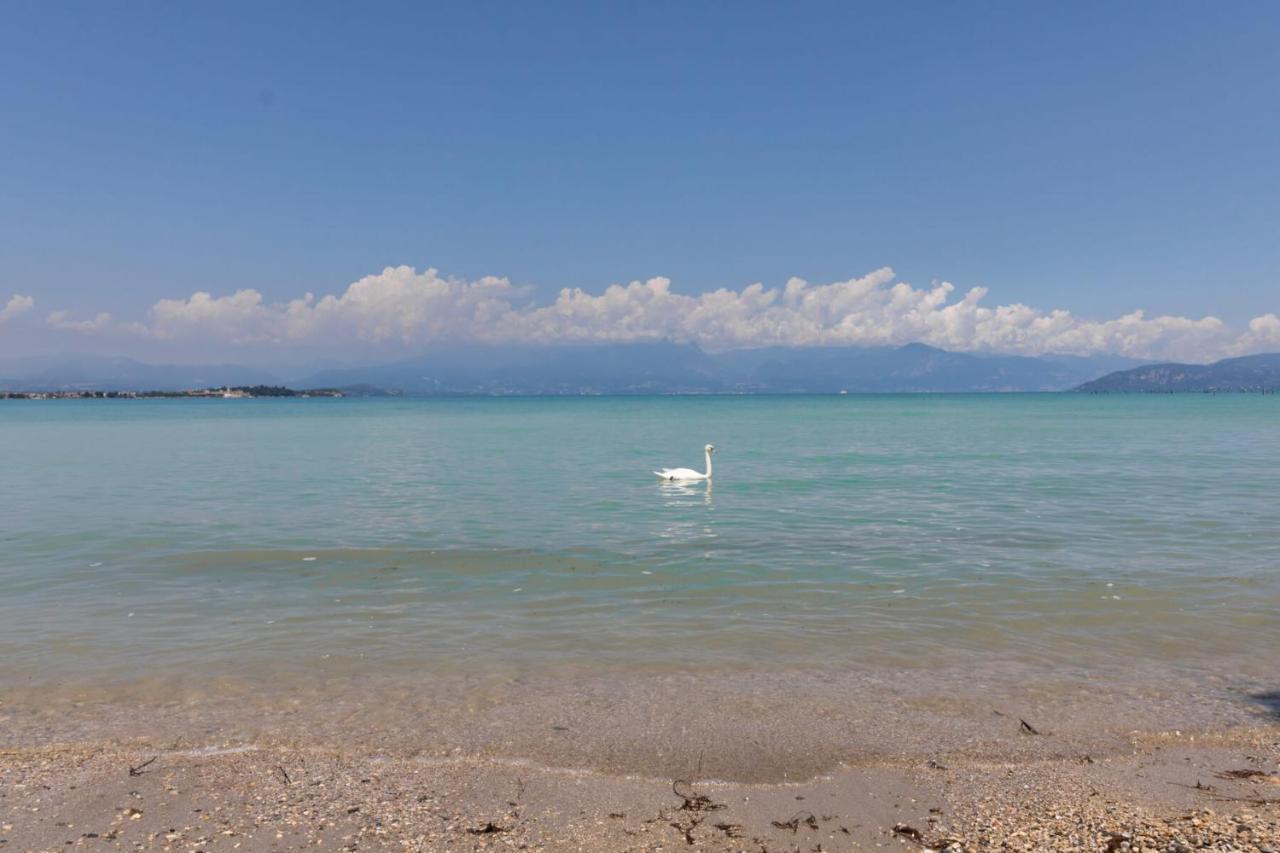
2 395 1278 692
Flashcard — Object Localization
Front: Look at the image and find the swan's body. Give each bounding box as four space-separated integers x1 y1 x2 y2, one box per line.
655 444 715 481
656 467 706 480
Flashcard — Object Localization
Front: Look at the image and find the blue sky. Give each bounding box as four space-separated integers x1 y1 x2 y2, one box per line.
2 1 1278 362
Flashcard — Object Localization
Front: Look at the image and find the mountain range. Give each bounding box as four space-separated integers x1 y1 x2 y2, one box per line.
1075 352 1280 392
1 343 1145 394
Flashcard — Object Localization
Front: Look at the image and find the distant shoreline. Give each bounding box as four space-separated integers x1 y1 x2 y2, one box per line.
0 384 347 400
4 387 1280 399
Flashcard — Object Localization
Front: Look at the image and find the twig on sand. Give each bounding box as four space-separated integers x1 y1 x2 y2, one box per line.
1171 780 1216 794
1172 775 1280 805
128 756 157 777
1019 719 1041 735
1209 792 1280 806
276 766 291 785
1214 768 1273 781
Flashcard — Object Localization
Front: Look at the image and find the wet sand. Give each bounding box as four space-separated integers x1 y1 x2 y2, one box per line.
3 669 1279 850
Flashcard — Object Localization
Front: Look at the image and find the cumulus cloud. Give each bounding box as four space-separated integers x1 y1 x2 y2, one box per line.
497 273 1240 360
47 310 113 332
0 294 35 324
140 267 523 345
1229 313 1280 356
42 265 1279 362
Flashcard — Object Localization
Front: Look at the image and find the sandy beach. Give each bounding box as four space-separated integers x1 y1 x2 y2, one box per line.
4 724 1279 851
3 670 1278 851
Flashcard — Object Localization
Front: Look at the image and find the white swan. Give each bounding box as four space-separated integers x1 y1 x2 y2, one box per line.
655 444 715 481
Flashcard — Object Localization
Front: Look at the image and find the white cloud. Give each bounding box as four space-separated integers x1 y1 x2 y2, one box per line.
1229 313 1280 356
41 265 1280 362
139 267 523 345
0 294 35 324
47 310 113 332
495 274 1237 359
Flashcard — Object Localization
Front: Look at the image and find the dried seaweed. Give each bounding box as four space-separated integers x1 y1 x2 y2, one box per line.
771 811 818 833
669 820 697 844
666 779 724 844
892 823 925 842
672 779 723 812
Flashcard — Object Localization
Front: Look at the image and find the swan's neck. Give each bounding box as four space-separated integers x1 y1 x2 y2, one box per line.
704 450 713 478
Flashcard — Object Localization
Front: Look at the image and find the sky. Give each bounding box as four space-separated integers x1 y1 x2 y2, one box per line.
1 0 1278 364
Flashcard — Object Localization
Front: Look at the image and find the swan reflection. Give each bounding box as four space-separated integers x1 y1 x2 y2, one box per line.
657 477 713 507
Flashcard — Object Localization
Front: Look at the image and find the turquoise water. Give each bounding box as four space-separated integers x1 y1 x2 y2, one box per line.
2 395 1278 688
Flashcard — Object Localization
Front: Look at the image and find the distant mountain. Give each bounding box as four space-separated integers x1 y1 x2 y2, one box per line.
0 356 282 392
714 344 1138 393
1076 353 1280 392
1 343 1145 395
297 342 722 395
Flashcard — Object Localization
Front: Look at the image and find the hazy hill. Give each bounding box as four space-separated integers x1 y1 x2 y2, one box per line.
715 344 1137 393
0 356 282 392
1076 353 1280 392
2 343 1142 395
297 342 722 395
297 342 1134 394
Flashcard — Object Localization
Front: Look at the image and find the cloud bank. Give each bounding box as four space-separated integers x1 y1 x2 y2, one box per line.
34 266 1280 362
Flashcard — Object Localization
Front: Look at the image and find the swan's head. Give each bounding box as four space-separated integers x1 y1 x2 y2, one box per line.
705 443 715 454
